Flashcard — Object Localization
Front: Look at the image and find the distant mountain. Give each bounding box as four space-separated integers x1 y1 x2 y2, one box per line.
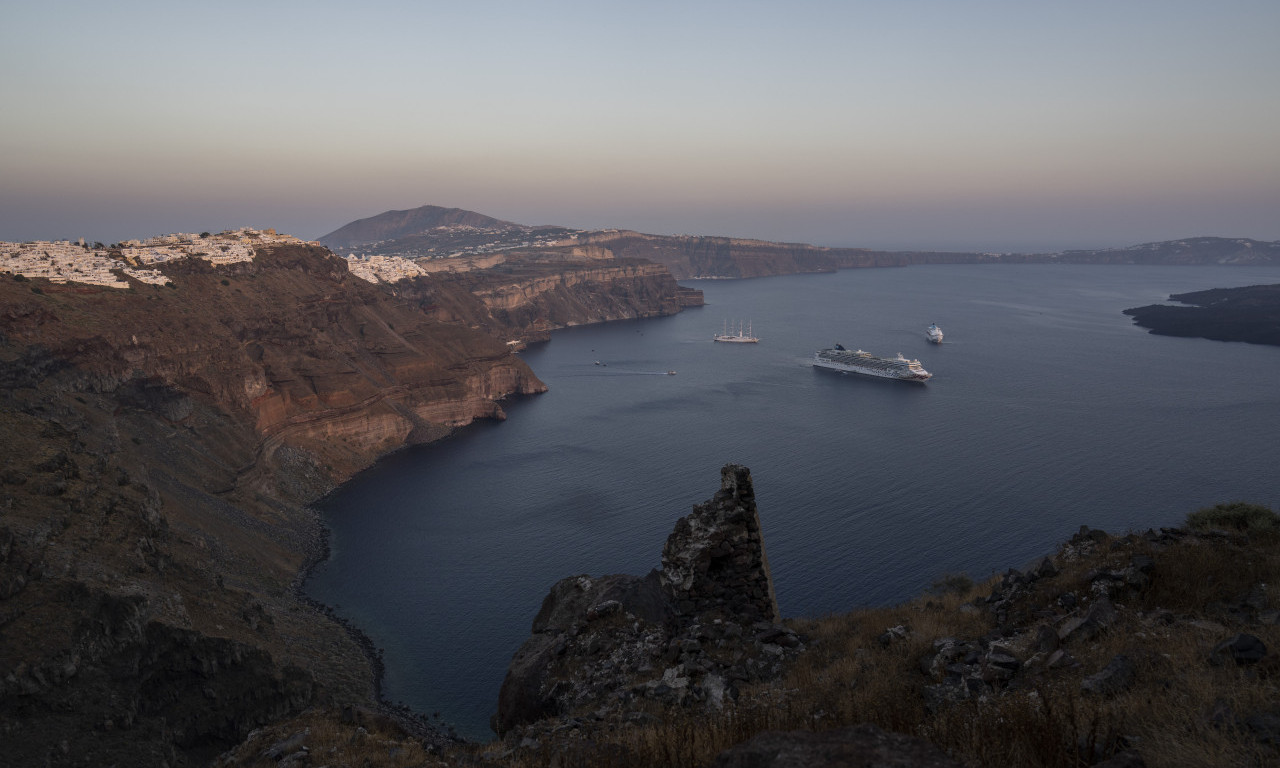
1046 237 1280 265
318 205 523 249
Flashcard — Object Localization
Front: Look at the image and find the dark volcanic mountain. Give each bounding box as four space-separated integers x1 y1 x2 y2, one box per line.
319 205 523 249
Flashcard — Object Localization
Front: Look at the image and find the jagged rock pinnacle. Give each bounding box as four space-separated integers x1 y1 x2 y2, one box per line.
661 464 780 624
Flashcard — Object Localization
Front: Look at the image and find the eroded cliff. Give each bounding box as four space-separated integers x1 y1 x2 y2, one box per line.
0 245 555 765
0 236 708 765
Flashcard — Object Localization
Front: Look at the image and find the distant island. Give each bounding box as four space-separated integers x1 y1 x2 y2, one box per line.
1124 284 1280 347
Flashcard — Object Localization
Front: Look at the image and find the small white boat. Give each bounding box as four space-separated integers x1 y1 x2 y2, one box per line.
926 323 944 344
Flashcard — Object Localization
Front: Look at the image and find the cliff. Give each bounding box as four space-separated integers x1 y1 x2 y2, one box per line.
0 236 705 765
521 231 990 280
0 244 550 765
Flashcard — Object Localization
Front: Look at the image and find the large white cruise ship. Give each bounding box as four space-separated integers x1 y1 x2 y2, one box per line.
812 344 932 381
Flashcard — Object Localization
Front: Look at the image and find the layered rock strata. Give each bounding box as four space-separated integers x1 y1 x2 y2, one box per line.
493 464 802 735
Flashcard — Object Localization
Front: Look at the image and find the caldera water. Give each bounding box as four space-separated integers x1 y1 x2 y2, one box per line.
306 264 1280 739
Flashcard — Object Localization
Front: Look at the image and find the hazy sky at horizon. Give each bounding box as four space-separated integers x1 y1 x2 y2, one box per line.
3 0 1278 251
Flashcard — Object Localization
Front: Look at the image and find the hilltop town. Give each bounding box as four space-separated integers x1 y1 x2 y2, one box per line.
0 225 534 288
0 228 316 288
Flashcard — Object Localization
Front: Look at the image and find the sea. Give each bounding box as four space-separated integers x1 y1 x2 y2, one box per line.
304 264 1280 739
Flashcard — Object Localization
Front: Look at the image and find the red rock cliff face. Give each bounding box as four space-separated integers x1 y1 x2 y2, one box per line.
463 257 702 331
1 245 546 483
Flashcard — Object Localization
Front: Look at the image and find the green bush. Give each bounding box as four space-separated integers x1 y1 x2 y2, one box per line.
1186 501 1279 534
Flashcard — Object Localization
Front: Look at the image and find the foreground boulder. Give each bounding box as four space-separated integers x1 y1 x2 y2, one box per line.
493 464 801 735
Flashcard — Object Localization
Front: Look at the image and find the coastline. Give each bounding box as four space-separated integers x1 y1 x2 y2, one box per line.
293 504 463 747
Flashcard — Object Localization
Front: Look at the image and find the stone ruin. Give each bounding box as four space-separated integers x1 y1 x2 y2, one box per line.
661 464 780 624
493 464 800 735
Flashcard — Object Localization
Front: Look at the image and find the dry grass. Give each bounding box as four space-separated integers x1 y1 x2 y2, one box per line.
216 708 444 768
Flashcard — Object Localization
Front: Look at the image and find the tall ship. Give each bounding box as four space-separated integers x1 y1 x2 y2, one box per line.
927 323 944 344
812 344 932 382
714 320 759 343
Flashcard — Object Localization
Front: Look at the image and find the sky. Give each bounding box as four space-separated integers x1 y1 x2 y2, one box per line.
2 0 1278 252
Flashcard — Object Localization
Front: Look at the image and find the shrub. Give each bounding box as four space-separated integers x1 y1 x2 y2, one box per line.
220 278 230 286
13 273 27 282
1186 502 1279 535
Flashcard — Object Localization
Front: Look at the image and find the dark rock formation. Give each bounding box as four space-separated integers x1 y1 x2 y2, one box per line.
1123 283 1280 347
712 724 964 768
493 465 801 736
661 464 780 624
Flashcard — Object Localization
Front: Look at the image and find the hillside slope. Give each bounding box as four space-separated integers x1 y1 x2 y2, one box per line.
0 244 548 765
319 205 521 250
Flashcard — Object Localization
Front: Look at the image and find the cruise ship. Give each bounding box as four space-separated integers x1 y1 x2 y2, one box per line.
812 344 932 381
927 323 944 343
714 320 759 343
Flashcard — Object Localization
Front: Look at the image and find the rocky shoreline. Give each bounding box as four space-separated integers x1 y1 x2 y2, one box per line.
290 508 462 750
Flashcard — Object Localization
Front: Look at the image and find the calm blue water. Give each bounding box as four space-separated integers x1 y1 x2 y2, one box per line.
306 265 1280 739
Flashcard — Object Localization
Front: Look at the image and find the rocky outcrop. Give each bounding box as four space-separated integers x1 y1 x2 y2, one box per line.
493 465 801 736
661 464 779 624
